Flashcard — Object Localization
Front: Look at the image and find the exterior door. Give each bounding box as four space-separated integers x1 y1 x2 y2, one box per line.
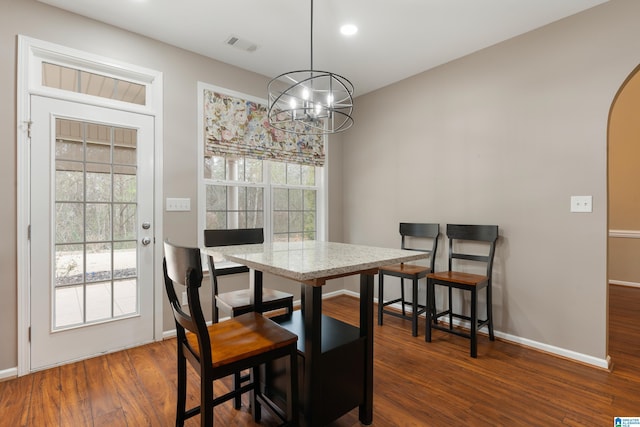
29 95 155 370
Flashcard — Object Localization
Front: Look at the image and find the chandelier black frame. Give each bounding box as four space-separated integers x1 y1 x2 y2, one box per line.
267 0 354 135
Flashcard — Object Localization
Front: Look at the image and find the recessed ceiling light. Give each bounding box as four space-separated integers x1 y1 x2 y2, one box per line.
340 24 358 36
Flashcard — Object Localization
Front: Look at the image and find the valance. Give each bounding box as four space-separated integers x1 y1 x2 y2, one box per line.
203 89 324 167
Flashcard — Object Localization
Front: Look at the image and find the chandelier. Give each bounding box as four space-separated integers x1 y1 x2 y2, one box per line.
267 0 354 135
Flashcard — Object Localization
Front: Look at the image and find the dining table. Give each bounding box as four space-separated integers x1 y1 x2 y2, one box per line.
202 240 428 426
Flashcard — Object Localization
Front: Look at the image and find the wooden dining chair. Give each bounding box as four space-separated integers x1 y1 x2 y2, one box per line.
204 228 294 323
426 224 499 358
378 223 439 336
205 228 295 409
163 240 299 426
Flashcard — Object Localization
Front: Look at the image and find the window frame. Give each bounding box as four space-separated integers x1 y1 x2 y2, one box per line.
197 82 327 253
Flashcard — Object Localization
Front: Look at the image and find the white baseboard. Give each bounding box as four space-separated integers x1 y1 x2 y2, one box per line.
0 367 18 381
494 330 609 369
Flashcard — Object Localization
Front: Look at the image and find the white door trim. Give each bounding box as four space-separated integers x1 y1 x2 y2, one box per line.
17 35 164 375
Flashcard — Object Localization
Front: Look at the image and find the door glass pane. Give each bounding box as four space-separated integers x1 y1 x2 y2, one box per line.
54 285 84 328
113 204 136 240
55 202 84 244
55 119 83 161
56 162 83 201
114 279 137 316
113 127 137 165
85 204 111 242
55 244 84 286
114 166 137 202
53 118 139 330
85 123 111 163
114 241 137 279
86 163 111 202
86 282 112 322
85 242 112 283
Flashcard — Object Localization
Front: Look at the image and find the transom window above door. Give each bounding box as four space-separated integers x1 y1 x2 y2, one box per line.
42 62 146 105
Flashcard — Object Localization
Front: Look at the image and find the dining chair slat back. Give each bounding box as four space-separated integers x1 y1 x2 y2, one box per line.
426 224 499 358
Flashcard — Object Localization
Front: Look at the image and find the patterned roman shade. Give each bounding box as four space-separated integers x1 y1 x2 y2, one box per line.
203 89 325 167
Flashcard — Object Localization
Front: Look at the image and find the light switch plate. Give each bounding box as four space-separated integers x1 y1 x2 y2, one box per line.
166 197 191 211
570 195 592 213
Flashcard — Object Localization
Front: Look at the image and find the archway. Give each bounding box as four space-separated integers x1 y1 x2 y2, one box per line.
608 64 640 360
608 65 640 288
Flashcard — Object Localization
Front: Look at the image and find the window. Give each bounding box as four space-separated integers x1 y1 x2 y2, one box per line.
198 83 326 243
42 62 146 105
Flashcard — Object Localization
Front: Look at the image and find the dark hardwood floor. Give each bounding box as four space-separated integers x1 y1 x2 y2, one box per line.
1 284 639 426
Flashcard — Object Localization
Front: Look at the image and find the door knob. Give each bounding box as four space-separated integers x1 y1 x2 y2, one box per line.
141 237 151 246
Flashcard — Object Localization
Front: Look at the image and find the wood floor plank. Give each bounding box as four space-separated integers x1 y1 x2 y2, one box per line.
59 361 92 427
106 350 164 426
0 371 33 426
93 408 129 427
1 284 639 426
84 355 123 421
126 342 177 425
27 368 60 426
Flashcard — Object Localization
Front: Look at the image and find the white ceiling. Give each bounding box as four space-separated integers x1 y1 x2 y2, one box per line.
38 0 608 96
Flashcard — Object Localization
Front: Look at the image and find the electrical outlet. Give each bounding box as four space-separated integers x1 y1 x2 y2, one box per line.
570 195 592 213
182 291 188 306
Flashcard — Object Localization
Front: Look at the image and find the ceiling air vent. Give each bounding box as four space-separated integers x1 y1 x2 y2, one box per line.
225 35 257 52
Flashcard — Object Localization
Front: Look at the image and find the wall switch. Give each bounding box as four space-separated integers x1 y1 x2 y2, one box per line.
166 197 191 211
181 291 188 306
570 195 592 213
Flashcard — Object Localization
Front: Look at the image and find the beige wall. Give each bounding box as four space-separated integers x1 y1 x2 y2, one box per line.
0 0 344 371
608 67 640 283
341 0 640 361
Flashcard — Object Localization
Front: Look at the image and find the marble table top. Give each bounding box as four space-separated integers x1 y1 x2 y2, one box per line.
202 240 428 285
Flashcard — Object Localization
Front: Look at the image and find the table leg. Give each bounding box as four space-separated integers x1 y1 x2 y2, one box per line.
302 284 322 426
249 269 263 313
359 273 374 425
